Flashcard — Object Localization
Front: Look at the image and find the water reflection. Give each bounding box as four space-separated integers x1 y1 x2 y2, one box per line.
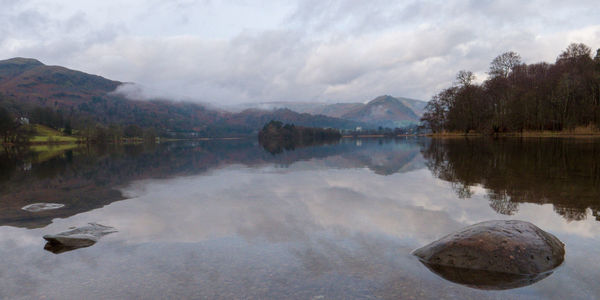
0 138 599 299
418 261 554 290
3 137 599 229
0 138 424 229
42 223 117 254
422 138 600 222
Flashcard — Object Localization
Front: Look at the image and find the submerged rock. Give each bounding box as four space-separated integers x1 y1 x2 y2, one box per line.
418 261 554 290
22 203 65 212
43 223 117 254
413 220 565 290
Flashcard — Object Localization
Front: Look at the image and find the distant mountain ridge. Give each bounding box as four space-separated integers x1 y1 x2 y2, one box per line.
219 108 367 129
340 95 421 128
230 95 427 128
0 57 366 135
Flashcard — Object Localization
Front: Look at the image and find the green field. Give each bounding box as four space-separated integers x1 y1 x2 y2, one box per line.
29 124 79 143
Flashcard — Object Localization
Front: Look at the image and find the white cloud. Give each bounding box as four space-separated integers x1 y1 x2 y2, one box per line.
0 0 599 104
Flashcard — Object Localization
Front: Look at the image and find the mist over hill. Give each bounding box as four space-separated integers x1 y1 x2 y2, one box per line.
228 95 427 128
0 57 223 133
0 58 421 137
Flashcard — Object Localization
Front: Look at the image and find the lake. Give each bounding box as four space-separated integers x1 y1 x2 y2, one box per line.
0 137 599 299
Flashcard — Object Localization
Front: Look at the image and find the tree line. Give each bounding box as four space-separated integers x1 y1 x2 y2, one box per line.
421 43 600 133
258 120 342 154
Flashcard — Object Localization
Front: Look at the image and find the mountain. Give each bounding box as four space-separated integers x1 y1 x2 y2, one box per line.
229 102 364 118
306 103 365 118
219 108 365 130
230 96 427 128
396 97 428 116
0 58 224 131
340 95 420 128
0 58 121 104
0 58 365 135
308 97 426 121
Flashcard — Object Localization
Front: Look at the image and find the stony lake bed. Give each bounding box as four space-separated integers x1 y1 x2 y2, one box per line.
0 137 599 299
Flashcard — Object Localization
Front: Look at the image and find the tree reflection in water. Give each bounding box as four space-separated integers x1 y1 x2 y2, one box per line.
421 137 600 221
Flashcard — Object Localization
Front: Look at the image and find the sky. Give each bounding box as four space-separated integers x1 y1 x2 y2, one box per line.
1 0 600 105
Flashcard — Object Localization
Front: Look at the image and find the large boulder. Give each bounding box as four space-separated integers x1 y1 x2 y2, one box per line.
43 223 117 254
413 220 565 290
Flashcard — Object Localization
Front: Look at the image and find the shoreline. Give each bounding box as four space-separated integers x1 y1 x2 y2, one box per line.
12 131 600 148
427 131 600 138
342 134 425 138
1 136 250 147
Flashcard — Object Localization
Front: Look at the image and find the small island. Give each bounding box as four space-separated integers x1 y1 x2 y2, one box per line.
258 120 342 154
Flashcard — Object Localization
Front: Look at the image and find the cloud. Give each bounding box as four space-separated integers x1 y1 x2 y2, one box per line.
111 83 183 101
0 1 599 104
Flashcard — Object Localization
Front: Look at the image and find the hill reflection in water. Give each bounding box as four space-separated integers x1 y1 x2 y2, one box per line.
0 137 599 298
0 138 424 228
2 137 599 230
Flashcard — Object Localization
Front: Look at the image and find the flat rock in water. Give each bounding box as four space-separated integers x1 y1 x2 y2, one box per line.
413 220 565 290
22 203 65 212
43 223 117 254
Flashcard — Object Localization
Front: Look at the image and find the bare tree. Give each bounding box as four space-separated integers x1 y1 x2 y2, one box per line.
557 43 592 62
421 42 600 134
489 51 521 78
456 70 475 86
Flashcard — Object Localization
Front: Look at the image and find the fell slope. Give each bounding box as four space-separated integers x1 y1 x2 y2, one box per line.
231 95 427 127
341 95 420 127
0 58 365 135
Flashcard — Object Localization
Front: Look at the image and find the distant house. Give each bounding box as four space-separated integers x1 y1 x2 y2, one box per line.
16 117 29 125
165 131 199 138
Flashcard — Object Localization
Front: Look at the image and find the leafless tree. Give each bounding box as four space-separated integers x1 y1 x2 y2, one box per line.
489 51 522 78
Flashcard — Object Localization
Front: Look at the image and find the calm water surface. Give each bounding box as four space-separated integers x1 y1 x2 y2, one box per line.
0 138 599 299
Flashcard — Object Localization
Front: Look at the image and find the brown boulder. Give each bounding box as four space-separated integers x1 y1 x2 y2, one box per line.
413 220 565 289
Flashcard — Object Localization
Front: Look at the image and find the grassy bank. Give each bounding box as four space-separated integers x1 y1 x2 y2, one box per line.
29 124 80 144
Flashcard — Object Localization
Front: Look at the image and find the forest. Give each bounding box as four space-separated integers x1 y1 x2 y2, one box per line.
421 43 600 134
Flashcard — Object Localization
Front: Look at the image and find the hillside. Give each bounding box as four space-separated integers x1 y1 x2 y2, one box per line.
340 95 420 128
230 96 426 127
29 124 78 144
0 58 368 136
0 58 225 132
216 108 365 131
306 103 364 118
309 97 426 120
396 97 428 116
0 58 121 105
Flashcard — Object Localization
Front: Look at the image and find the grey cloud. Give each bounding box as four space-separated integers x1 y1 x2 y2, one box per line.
1 1 599 104
0 2 125 68
288 0 411 34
